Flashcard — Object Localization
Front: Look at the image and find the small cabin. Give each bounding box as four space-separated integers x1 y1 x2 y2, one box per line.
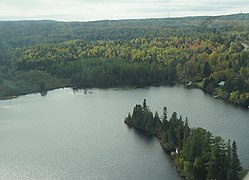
218 81 225 86
186 81 192 86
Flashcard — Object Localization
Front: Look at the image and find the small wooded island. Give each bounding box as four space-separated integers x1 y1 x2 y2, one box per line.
124 99 247 179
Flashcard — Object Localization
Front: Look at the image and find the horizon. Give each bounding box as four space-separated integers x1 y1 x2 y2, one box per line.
1 12 248 23
0 0 249 21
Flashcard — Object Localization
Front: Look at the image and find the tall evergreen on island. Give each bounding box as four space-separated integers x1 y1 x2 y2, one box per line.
124 99 247 179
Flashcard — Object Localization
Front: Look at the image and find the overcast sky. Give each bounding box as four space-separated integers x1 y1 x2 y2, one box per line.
0 0 248 21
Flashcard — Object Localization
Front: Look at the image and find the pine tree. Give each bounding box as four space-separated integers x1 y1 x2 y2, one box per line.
143 99 147 109
153 111 162 131
226 139 232 179
162 106 169 130
183 118 190 141
132 104 143 128
207 137 227 179
230 141 241 180
153 111 160 126
124 112 133 126
203 61 211 76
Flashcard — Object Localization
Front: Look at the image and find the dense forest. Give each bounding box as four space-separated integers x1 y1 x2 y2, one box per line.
124 100 247 179
0 13 248 106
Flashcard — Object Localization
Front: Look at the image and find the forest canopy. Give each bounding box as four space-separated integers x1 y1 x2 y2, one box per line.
0 13 248 106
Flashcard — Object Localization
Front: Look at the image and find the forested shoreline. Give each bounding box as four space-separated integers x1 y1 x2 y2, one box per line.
124 100 247 179
0 13 248 106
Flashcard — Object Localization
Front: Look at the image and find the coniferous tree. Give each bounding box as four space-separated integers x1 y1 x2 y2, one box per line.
132 104 143 128
143 99 147 109
207 137 227 179
183 118 190 142
227 139 232 179
124 112 133 126
162 106 169 129
153 111 162 133
230 141 241 180
203 61 211 77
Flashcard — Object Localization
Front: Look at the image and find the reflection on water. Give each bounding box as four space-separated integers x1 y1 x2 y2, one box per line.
133 128 155 143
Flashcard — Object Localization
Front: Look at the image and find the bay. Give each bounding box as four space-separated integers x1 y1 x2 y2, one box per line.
0 85 248 179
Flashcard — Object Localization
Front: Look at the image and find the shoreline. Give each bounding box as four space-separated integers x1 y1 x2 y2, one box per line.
1 81 248 109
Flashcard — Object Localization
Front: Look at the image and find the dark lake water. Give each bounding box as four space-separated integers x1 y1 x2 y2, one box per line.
0 85 248 179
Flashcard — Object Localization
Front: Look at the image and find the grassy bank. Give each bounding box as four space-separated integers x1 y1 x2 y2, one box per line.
0 70 69 99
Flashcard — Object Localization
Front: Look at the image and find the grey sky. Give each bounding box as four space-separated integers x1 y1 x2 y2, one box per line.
0 0 248 21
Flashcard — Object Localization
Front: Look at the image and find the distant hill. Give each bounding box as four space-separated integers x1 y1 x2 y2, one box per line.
0 13 248 48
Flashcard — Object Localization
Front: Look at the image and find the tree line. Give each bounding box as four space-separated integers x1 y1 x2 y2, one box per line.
0 15 248 105
15 31 249 106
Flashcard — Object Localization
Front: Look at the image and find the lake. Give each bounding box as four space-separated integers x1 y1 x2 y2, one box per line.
0 85 248 179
